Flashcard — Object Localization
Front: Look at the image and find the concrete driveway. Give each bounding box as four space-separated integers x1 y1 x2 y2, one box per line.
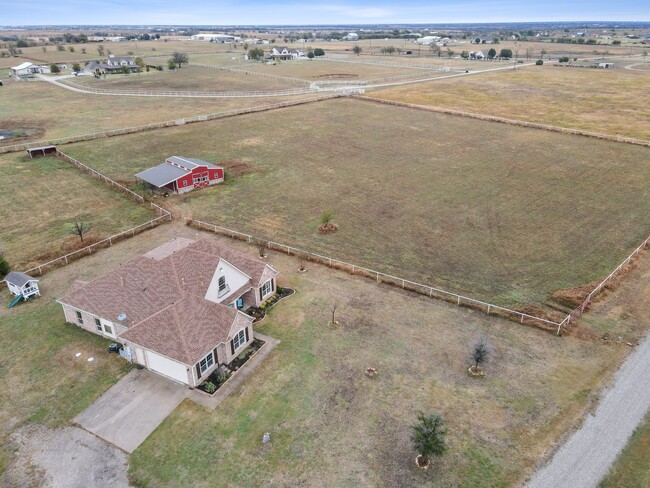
75 368 188 453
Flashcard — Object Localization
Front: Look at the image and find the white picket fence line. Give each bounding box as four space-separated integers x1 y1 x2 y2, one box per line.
0 93 342 154
320 56 466 71
58 78 318 98
190 62 310 85
356 96 650 147
559 234 650 329
22 151 172 276
185 218 565 332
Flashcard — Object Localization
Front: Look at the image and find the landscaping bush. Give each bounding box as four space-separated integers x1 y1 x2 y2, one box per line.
536 59 544 65
559 56 570 63
203 381 217 394
0 255 9 278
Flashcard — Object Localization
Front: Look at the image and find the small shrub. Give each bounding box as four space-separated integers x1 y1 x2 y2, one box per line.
320 209 333 225
536 59 544 65
203 381 217 394
276 285 284 295
215 369 230 386
559 56 570 63
0 256 9 277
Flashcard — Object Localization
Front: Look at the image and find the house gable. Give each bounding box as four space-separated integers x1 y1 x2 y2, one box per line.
204 258 251 304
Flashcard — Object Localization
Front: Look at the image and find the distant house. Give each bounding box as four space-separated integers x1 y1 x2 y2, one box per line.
58 237 278 387
270 46 304 60
469 50 485 60
135 156 224 194
344 33 359 41
597 62 615 68
84 55 138 74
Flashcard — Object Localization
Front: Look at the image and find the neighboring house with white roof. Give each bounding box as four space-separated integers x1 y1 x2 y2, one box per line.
10 62 42 77
270 46 305 60
344 33 359 41
58 237 279 387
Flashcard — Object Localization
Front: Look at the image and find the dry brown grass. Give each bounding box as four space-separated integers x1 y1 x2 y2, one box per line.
0 81 321 144
370 64 650 140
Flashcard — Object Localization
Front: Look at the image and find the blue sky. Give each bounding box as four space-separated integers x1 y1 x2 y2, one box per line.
1 1 648 25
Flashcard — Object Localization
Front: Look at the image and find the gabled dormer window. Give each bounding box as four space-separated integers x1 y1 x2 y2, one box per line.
217 275 230 297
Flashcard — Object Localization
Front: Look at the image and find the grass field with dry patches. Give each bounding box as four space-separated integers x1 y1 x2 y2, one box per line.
0 81 321 145
370 64 650 140
125 226 630 488
64 97 650 309
0 153 155 269
68 65 303 91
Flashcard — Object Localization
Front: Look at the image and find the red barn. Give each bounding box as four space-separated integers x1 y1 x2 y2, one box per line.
135 156 224 194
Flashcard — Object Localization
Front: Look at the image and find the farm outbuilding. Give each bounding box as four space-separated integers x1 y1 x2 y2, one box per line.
26 145 57 159
135 156 224 194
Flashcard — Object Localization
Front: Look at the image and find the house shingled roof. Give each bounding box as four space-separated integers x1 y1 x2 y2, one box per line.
58 238 274 365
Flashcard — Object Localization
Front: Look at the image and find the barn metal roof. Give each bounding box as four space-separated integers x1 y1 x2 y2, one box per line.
4 271 38 287
12 62 34 71
135 163 189 187
166 156 220 170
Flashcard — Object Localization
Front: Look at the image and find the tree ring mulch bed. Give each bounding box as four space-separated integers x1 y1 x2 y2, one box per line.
317 223 339 234
468 366 485 377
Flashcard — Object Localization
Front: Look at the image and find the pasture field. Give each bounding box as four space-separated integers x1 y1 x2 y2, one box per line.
0 153 156 269
68 65 303 91
0 81 322 145
370 63 650 140
125 225 629 488
190 56 431 80
64 97 650 310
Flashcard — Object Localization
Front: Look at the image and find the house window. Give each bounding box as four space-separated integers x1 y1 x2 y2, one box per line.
261 279 273 297
219 275 226 291
213 172 219 179
95 318 102 332
104 324 113 335
76 311 84 325
183 180 188 187
198 351 215 375
232 328 246 352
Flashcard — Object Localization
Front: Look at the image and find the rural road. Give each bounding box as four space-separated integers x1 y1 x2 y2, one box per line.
525 331 650 488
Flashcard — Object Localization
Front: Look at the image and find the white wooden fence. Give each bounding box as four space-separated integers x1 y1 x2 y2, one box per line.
21 151 172 276
0 93 342 154
185 218 565 333
355 96 650 147
559 234 650 329
58 78 317 98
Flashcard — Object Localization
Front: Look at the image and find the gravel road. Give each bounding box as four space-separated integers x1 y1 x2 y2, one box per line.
525 331 650 488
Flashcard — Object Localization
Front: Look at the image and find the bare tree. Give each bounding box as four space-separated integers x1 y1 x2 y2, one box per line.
256 239 268 258
172 51 189 68
97 45 105 56
71 221 91 243
331 302 338 324
296 250 308 271
470 336 491 373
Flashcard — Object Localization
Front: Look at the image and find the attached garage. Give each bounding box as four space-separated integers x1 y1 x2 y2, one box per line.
145 351 189 384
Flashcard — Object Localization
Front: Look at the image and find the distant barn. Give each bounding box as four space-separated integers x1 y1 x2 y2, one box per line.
136 156 224 194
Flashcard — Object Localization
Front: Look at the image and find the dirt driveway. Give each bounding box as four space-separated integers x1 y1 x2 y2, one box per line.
75 368 188 453
4 424 129 488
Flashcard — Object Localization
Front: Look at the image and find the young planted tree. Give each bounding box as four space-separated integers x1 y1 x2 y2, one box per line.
71 221 90 243
72 63 81 73
50 64 60 74
317 209 338 233
97 45 105 56
411 412 447 468
296 250 308 271
167 59 176 70
248 47 265 61
330 302 338 325
469 336 491 375
352 45 362 55
257 239 268 258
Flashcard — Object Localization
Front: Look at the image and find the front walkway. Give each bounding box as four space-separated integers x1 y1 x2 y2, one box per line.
75 368 188 453
525 331 650 488
188 333 280 410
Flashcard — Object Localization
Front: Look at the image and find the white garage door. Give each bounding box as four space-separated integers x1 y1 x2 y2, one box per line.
145 351 188 384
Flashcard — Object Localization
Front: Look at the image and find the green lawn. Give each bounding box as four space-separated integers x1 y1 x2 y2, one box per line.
64 97 650 310
600 412 650 488
0 153 156 268
0 297 132 476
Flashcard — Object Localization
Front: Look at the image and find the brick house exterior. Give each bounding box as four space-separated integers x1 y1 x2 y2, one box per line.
57 237 278 387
